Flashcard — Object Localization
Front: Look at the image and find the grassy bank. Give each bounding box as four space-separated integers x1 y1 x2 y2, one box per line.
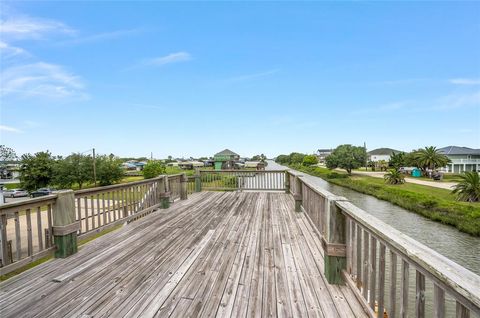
290 164 480 236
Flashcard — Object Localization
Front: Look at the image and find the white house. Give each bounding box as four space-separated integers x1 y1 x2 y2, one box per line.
438 146 480 173
367 148 402 162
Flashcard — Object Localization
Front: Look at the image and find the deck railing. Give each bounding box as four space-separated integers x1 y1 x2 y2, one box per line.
199 170 286 191
0 173 186 275
0 195 56 271
74 176 165 238
286 170 480 318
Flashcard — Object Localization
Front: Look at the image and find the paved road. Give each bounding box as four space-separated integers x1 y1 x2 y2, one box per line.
351 170 458 190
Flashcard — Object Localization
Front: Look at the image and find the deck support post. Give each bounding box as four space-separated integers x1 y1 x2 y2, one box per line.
195 168 202 192
180 173 188 200
323 196 349 284
284 171 290 193
294 175 303 212
52 190 79 258
159 176 171 209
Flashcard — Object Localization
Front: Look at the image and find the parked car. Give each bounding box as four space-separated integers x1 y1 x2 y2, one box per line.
31 188 56 198
3 189 29 198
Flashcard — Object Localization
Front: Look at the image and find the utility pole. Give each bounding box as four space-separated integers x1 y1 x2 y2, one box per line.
151 152 153 160
93 148 97 186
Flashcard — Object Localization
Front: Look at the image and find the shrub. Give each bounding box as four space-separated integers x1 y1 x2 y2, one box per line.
302 155 319 166
143 160 166 179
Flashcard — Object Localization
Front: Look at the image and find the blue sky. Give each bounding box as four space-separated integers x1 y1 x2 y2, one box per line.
1 1 479 158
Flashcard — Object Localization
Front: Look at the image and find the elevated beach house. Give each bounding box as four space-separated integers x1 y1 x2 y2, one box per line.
438 146 480 173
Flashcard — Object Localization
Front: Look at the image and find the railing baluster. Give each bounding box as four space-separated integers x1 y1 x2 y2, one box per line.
14 211 21 261
378 243 386 318
351 220 357 277
400 260 409 318
26 209 33 256
36 206 43 251
84 196 89 232
363 229 369 300
96 194 101 227
390 251 397 318
346 217 352 273
456 301 470 318
433 284 445 318
47 204 53 247
356 224 362 290
77 197 82 233
0 214 9 265
102 193 106 226
369 236 377 310
416 270 425 318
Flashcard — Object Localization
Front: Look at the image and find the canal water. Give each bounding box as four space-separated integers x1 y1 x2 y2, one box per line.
266 161 480 275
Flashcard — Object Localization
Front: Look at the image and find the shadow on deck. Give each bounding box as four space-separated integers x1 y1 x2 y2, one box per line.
0 191 367 317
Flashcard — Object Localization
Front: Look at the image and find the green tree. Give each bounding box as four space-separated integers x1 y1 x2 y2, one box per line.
413 146 450 175
0 145 18 178
302 155 319 166
452 171 480 202
289 152 306 165
389 152 406 169
19 151 55 191
143 160 166 179
53 154 94 189
275 155 290 165
96 154 124 186
384 169 405 184
325 144 367 175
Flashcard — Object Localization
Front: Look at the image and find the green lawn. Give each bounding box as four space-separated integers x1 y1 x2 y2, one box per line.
290 164 480 236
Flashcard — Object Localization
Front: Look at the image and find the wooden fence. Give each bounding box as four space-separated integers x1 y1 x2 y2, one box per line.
199 170 286 191
0 174 186 275
286 170 480 318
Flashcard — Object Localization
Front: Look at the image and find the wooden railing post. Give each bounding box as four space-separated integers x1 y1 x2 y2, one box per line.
323 195 349 284
294 175 303 212
52 190 80 258
159 176 171 209
180 173 188 200
284 171 290 194
195 168 202 192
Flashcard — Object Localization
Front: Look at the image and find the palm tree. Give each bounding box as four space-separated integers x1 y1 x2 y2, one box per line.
384 169 405 184
414 146 450 175
452 171 480 202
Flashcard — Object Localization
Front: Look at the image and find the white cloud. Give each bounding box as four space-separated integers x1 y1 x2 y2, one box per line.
0 125 23 133
56 28 141 46
433 91 480 110
0 40 30 60
0 15 75 40
144 52 192 66
228 69 279 82
1 62 87 99
350 91 479 115
449 78 480 85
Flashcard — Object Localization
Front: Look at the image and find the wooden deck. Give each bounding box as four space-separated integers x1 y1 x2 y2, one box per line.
0 191 367 317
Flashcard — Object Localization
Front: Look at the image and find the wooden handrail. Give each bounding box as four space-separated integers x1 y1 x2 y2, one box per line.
285 169 480 317
337 200 480 314
0 194 57 214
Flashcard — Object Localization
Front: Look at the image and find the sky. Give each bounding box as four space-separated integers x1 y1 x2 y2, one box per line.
1 1 479 159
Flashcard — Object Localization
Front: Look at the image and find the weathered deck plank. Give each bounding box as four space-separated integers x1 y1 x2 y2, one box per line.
0 191 368 318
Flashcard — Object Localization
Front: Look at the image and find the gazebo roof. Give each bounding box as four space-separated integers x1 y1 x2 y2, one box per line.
214 149 239 157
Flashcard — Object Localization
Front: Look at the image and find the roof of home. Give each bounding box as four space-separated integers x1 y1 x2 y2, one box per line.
438 146 480 155
214 149 239 156
368 148 402 155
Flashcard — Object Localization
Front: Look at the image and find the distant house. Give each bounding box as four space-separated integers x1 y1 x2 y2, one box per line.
214 149 240 170
367 148 402 162
178 161 205 170
438 146 480 173
316 149 333 164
